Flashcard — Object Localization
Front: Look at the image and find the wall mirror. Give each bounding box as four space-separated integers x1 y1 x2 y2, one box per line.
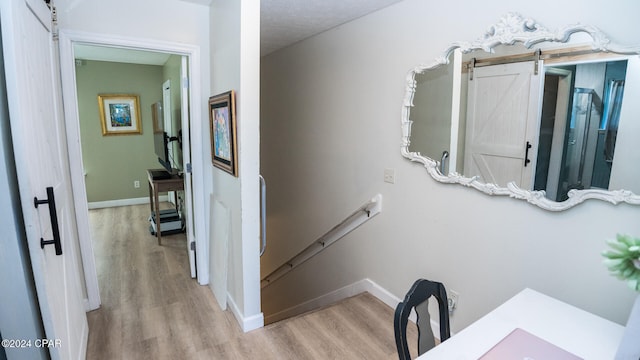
401 13 640 211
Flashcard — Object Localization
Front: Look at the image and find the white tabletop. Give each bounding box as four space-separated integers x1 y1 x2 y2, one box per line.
418 288 624 360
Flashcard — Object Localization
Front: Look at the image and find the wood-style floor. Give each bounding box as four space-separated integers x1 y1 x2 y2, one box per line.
87 204 414 359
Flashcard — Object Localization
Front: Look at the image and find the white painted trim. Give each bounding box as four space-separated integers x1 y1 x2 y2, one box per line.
58 30 208 311
227 293 264 332
58 31 102 312
264 278 452 340
76 319 88 360
365 278 403 310
238 0 263 329
87 196 168 210
181 56 197 279
242 313 265 333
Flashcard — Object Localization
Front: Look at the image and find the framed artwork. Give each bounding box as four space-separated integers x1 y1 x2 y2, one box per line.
98 94 142 135
209 90 238 176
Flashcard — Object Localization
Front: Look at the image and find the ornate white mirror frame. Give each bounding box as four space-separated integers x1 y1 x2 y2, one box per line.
401 13 640 211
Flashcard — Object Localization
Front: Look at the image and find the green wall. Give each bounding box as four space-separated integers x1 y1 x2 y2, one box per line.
76 60 163 203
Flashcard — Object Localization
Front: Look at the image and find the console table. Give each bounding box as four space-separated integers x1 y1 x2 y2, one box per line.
147 169 184 245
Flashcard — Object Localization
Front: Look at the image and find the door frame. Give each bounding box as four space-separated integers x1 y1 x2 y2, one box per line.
542 67 573 200
58 30 208 309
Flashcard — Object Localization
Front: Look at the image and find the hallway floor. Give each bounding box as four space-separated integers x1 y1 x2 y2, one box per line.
86 204 409 359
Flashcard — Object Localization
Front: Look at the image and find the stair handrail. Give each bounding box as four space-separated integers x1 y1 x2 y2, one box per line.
261 194 382 288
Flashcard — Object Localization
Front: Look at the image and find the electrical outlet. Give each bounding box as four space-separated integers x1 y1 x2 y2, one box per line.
383 168 396 184
134 180 140 188
447 290 459 314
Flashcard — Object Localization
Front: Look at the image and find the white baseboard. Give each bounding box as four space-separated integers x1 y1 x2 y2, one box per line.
88 195 168 209
265 278 401 324
227 293 264 333
365 278 404 310
83 296 100 312
77 317 89 360
264 278 450 340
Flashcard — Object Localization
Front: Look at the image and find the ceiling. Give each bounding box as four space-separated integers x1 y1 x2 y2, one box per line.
74 0 404 63
260 0 404 55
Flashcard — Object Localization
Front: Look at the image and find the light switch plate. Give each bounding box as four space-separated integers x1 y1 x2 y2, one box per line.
384 168 395 184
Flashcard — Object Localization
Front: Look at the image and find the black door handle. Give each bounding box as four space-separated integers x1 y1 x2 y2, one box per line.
34 187 63 255
524 141 532 167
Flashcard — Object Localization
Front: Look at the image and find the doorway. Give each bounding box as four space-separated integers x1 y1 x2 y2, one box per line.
535 60 629 201
533 68 572 201
58 31 208 310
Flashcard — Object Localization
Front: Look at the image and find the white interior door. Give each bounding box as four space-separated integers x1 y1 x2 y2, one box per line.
464 60 544 189
1 0 87 359
162 79 177 205
181 56 196 278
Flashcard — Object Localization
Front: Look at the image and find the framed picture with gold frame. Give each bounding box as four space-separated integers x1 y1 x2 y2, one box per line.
98 94 142 135
209 90 238 176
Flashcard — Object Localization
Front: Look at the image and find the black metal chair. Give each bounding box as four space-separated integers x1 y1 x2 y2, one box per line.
394 279 451 359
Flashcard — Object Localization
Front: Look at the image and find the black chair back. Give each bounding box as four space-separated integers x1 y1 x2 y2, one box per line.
394 279 451 359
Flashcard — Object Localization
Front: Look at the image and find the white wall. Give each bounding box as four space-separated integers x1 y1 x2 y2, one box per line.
55 0 211 306
261 0 640 332
55 0 210 139
210 0 262 331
